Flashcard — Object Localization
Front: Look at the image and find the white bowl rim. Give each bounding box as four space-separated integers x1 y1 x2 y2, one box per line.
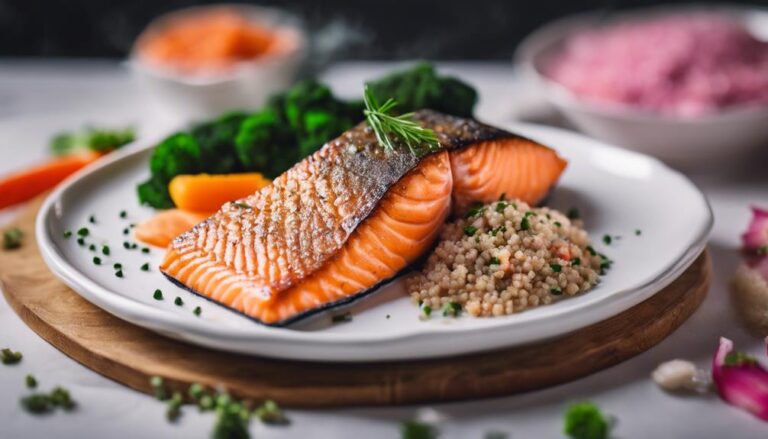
128 3 308 87
514 2 768 124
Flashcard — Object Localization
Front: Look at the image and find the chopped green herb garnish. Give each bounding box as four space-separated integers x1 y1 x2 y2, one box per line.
123 228 130 235
88 215 96 224
572 258 581 267
21 386 76 414
140 263 150 271
567 208 580 220
524 211 536 219
50 387 75 410
363 84 440 155
550 263 562 273
119 210 127 219
131 243 138 249
551 287 563 295
254 399 289 425
188 383 205 402
495 201 508 213
564 401 609 439
123 241 130 249
102 245 110 256
401 420 437 439
166 392 183 422
77 237 85 246
25 374 37 388
490 226 506 236
586 246 597 256
442 301 461 317
113 263 122 270
520 217 530 231
331 312 352 323
63 230 72 239
554 221 562 228
466 202 485 219
141 247 150 254
724 351 758 367
602 235 612 245
153 289 163 300
635 229 642 236
115 270 124 278
498 192 506 201
199 394 215 411
420 303 432 319
489 256 501 265
77 227 89 237
1 348 22 365
463 225 478 236
150 376 167 400
93 256 102 265
232 202 251 209
88 243 96 251
3 227 23 250
174 297 183 306
193 306 202 317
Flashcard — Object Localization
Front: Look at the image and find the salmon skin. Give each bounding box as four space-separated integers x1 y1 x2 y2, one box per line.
161 110 567 326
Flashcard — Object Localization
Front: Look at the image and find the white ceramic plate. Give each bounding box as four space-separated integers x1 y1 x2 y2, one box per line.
36 123 712 362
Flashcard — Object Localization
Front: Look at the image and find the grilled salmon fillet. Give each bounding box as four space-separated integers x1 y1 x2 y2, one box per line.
161 110 566 325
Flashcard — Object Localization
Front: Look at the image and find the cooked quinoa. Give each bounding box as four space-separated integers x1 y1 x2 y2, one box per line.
406 199 604 317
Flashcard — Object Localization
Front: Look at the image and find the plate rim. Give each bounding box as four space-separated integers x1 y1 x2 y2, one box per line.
34 122 714 361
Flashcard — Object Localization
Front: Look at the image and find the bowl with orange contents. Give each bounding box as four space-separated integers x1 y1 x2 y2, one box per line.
130 4 306 121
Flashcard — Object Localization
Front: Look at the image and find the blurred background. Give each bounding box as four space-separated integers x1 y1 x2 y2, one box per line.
4 0 767 60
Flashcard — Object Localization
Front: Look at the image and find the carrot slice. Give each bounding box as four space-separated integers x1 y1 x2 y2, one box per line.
168 173 270 213
134 209 210 248
0 152 102 210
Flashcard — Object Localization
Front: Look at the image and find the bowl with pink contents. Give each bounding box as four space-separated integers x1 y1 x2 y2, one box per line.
517 5 768 167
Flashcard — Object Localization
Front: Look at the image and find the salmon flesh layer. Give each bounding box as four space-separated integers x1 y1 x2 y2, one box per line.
160 110 567 325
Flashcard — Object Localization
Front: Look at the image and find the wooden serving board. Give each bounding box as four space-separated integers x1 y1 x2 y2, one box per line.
0 199 710 408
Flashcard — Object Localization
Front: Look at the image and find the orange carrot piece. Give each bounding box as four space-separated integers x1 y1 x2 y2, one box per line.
168 173 271 213
134 209 210 248
0 152 102 210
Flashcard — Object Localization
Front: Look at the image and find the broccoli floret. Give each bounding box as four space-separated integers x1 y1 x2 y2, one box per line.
190 112 248 174
563 402 610 439
365 63 477 117
235 108 295 178
51 126 135 156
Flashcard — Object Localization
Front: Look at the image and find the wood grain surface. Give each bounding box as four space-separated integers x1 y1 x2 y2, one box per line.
0 198 710 407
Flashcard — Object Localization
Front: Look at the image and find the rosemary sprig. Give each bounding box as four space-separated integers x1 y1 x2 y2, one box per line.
363 85 439 155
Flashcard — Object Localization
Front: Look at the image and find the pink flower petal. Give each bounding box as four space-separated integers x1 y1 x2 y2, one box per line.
712 337 768 421
742 206 768 252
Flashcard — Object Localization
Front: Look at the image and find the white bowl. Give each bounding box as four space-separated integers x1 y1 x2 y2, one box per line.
129 4 306 123
515 4 768 168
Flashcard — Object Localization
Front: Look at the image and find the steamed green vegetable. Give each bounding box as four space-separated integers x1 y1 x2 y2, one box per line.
138 64 478 209
51 126 135 156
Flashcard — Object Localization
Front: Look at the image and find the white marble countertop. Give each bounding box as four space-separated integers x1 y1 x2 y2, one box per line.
0 60 767 439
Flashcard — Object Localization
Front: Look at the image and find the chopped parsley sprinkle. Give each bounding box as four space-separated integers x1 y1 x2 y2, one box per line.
442 301 461 317
420 303 432 319
140 263 150 271
113 263 122 270
572 258 581 266
551 287 563 295
599 254 613 274
520 217 530 231
93 256 102 265
153 289 163 300
550 263 562 273
150 376 166 400
1 348 22 365
115 270 124 278
141 247 150 254
254 400 288 425
386 314 391 319
602 235 612 245
88 243 96 251
63 230 72 239
490 226 506 236
466 202 485 218
586 246 597 256
3 228 23 250
21 387 75 414
131 243 138 249
166 392 183 422
123 228 130 235
123 241 130 249
524 211 536 219
188 383 204 401
193 306 202 317
119 210 127 219
635 229 642 236
77 237 85 246
567 208 580 220
88 215 96 224
554 221 562 228
174 297 183 306
77 227 89 237
401 420 437 439
25 374 37 388
489 256 501 265
495 201 508 213
463 225 478 236
232 202 251 209
102 245 110 256
331 312 352 323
